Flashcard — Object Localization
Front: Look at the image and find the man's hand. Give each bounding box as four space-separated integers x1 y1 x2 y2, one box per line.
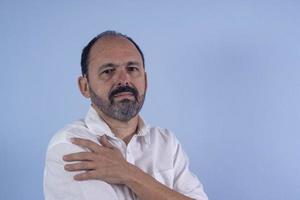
63 136 196 200
63 135 132 184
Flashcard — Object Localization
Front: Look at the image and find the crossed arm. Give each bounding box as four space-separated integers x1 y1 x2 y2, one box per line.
63 136 194 200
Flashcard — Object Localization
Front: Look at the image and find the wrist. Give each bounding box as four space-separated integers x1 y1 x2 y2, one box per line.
123 163 141 186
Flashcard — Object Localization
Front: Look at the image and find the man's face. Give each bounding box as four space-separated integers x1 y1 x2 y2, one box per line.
86 36 147 122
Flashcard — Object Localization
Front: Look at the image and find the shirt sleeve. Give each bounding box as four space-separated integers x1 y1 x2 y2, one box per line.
172 137 208 200
43 141 118 200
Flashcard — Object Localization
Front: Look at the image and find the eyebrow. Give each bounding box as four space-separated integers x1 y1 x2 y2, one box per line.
127 61 141 67
98 63 118 72
98 61 141 72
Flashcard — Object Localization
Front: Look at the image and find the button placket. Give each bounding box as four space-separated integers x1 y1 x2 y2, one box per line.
125 147 133 163
126 136 137 164
109 137 127 158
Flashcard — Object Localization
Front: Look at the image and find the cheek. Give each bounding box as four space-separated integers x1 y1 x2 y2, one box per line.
136 81 146 95
89 83 110 98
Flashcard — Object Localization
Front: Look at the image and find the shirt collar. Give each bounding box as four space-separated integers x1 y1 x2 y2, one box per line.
84 106 150 144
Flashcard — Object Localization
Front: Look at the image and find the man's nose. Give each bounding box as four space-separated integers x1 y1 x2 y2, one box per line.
117 68 130 86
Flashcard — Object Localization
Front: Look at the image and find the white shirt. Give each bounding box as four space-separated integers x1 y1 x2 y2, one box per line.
44 107 208 200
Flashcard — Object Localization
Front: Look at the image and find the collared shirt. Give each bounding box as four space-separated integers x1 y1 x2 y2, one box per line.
44 107 208 200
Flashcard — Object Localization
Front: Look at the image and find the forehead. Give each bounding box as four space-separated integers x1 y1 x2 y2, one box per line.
88 36 143 66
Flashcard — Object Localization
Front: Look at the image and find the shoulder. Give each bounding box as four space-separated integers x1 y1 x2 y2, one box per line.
46 119 98 154
147 126 180 148
148 126 179 141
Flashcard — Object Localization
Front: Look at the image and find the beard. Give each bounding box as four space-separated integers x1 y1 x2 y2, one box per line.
89 85 145 122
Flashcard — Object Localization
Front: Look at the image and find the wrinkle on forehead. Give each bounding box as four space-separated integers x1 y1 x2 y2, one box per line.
87 37 144 74
88 36 141 62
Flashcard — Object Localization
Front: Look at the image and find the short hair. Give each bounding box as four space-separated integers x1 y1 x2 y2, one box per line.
80 30 145 76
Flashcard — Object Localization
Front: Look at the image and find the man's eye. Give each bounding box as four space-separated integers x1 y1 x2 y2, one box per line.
128 67 138 72
102 68 115 74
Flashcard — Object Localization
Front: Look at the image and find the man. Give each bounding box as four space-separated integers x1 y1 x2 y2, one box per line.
44 31 208 200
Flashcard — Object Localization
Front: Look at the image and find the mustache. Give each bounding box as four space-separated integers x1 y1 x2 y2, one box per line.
109 85 138 101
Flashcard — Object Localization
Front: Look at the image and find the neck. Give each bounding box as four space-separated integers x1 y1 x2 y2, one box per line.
92 104 139 144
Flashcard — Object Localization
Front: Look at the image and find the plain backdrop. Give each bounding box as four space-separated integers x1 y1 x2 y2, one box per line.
1 1 300 199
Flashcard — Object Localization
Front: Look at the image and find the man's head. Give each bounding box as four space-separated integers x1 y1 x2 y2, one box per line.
78 31 147 122
81 31 145 76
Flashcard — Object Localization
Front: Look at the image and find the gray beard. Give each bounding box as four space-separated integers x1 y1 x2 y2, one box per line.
89 87 145 122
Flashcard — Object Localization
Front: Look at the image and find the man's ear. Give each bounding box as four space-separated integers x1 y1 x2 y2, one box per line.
78 75 90 98
144 72 148 91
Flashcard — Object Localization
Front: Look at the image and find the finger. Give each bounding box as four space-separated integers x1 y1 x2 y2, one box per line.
70 138 101 152
63 152 96 162
74 170 97 181
98 135 114 149
64 161 95 172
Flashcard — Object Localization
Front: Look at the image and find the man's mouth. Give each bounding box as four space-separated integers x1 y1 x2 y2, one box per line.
109 85 138 102
113 92 134 98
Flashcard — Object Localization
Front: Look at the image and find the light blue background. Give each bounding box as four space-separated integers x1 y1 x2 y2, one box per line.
1 1 299 199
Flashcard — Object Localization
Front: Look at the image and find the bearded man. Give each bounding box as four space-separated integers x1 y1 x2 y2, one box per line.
43 31 208 200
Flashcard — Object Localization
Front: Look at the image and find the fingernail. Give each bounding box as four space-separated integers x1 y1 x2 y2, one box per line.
99 135 106 140
70 138 75 143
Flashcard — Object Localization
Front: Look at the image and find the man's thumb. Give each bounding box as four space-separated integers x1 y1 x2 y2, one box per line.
98 135 114 149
